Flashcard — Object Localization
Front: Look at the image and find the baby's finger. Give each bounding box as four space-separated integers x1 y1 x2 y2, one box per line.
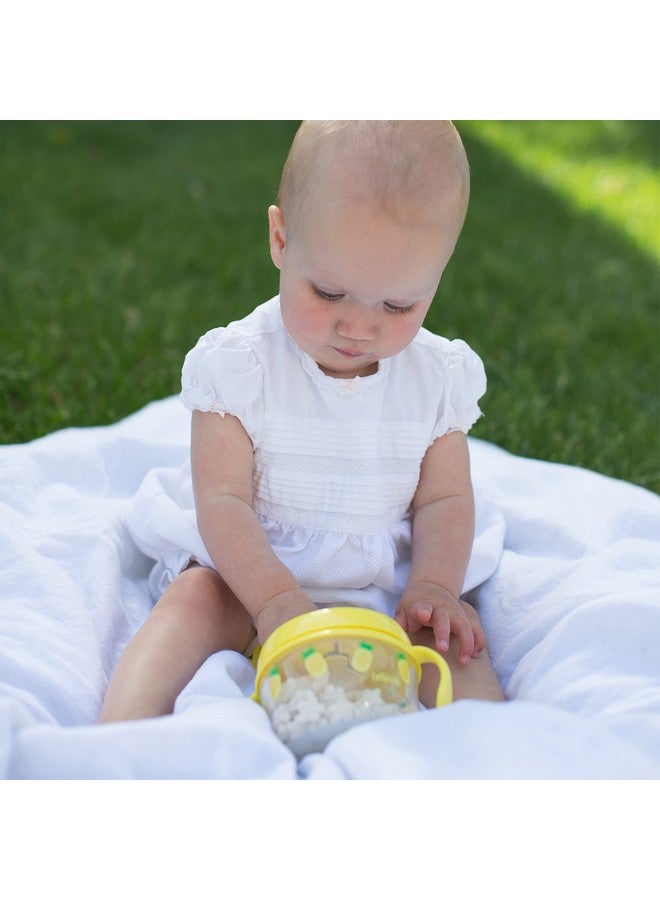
470 618 487 656
394 609 409 632
460 602 487 656
451 613 476 664
401 600 434 635
428 606 451 653
409 600 434 625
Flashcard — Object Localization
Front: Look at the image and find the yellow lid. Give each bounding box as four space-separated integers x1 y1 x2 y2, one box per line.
256 607 413 675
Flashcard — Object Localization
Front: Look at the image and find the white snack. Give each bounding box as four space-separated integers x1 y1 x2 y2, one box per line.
267 672 405 745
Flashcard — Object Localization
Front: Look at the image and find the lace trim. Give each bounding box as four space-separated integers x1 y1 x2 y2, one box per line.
292 338 390 397
445 422 472 435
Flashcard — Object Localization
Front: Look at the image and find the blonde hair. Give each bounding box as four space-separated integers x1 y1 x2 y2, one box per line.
277 120 470 238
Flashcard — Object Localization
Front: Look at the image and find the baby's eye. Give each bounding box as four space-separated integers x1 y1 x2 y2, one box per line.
384 302 415 315
312 285 344 302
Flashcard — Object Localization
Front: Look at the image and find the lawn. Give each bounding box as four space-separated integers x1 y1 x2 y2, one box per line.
1 120 658 491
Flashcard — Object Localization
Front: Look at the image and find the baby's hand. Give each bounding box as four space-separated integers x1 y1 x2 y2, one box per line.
254 588 316 646
395 581 485 664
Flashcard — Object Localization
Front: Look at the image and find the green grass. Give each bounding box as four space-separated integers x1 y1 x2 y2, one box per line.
1 121 659 492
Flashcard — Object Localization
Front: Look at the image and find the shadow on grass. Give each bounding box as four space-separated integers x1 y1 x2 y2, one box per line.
429 127 659 489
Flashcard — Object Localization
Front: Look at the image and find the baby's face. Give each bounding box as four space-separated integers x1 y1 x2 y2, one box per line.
270 194 459 379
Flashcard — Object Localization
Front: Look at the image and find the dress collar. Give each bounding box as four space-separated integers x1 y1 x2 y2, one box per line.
295 342 389 396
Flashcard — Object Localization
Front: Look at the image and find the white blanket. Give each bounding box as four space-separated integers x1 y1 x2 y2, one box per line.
1 396 658 778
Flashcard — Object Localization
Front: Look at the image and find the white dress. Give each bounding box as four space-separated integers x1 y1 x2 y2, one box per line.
127 296 504 616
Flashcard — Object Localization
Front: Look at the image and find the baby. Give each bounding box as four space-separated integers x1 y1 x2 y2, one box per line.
100 121 504 722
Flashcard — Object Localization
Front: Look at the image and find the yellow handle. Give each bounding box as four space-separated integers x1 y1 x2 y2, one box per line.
410 645 453 707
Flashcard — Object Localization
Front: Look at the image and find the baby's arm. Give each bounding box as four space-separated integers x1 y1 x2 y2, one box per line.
191 409 315 643
394 430 486 664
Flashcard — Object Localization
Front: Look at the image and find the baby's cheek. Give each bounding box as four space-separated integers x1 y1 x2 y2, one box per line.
385 319 423 355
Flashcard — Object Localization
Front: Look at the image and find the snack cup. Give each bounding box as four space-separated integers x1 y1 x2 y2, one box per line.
252 607 452 757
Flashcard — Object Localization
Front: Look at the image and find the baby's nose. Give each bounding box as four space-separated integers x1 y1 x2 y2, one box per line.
336 304 376 340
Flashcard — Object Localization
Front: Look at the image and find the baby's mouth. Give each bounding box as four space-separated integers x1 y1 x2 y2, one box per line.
334 347 365 358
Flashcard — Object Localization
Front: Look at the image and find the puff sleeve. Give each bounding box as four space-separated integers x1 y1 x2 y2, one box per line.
180 328 264 445
430 339 487 442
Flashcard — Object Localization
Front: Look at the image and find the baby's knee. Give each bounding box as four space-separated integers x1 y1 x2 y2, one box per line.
157 565 227 621
178 562 223 593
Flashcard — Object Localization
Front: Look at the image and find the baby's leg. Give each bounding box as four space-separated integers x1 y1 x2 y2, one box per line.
413 604 505 706
98 565 254 722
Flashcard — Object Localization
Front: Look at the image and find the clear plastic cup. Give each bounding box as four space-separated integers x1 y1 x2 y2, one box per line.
253 607 452 757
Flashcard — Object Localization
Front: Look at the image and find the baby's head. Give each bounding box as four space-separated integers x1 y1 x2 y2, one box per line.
277 120 469 246
269 121 471 379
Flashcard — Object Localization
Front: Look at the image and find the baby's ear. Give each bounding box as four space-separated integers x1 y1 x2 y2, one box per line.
268 205 287 269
